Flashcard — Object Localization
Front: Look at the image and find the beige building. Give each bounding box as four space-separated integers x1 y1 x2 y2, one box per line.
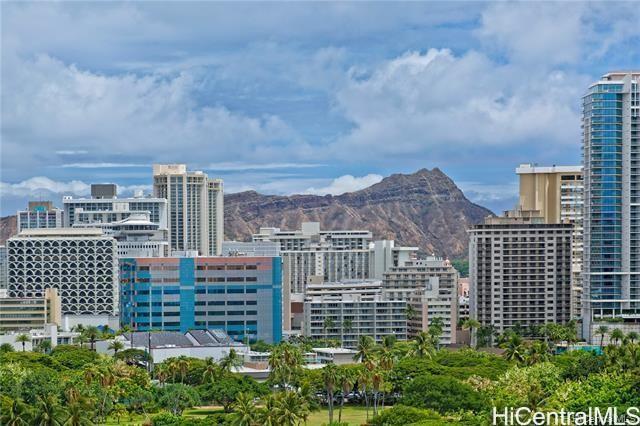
153 164 223 256
383 257 458 345
0 288 62 331
469 210 573 338
516 164 584 321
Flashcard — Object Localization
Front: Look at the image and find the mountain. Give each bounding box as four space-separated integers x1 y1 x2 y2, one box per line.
225 168 492 258
0 168 493 258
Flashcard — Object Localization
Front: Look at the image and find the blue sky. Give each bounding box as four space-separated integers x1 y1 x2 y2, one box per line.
1 1 639 216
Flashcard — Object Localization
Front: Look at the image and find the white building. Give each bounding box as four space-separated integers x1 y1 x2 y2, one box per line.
153 164 223 256
383 257 459 345
0 324 79 351
6 228 119 320
369 240 418 280
222 241 281 257
303 279 407 348
17 201 63 232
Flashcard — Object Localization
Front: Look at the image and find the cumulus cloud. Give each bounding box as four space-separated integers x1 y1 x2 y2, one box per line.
0 177 151 198
207 162 324 171
304 174 383 195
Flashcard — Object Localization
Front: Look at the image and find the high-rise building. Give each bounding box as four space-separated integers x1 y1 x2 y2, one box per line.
469 210 573 338
153 164 223 256
17 201 63 232
0 246 7 290
383 257 459 345
303 279 407 348
6 229 119 319
583 71 640 339
516 164 584 320
63 185 168 230
119 256 282 343
369 240 418 280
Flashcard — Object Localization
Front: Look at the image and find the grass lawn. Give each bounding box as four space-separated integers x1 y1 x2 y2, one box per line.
308 405 370 426
102 413 150 425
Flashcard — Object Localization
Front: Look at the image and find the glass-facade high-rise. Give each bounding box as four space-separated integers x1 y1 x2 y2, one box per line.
583 71 640 339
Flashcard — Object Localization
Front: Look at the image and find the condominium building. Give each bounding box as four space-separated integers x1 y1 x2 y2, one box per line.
6 229 119 317
222 241 281 257
469 210 573 336
119 256 282 343
17 201 63 232
303 279 407 348
0 288 62 331
153 164 223 256
383 257 459 345
254 222 372 295
369 240 418 280
63 185 168 230
582 71 640 340
516 164 584 320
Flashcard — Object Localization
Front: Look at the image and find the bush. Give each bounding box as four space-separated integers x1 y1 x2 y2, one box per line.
50 345 99 369
370 405 443 426
402 375 486 414
552 350 605 380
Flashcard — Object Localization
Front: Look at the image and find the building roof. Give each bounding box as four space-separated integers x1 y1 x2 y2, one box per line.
15 228 105 237
516 164 582 174
124 329 240 349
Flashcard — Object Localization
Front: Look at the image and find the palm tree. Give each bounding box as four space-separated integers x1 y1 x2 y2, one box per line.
337 368 355 424
232 392 256 426
274 391 308 426
108 340 124 356
0 396 32 426
15 334 30 352
428 317 444 349
502 334 525 363
405 304 417 322
83 326 100 351
371 367 383 417
202 357 221 383
258 394 278 426
357 367 372 422
596 325 609 349
323 317 335 341
410 331 434 358
353 335 375 362
526 341 551 365
0 343 14 353
37 340 52 354
342 319 353 346
75 334 88 349
462 319 481 348
63 400 93 426
610 329 625 346
220 348 243 373
110 404 127 425
174 357 190 383
33 395 67 426
627 331 639 344
269 343 304 389
322 364 339 425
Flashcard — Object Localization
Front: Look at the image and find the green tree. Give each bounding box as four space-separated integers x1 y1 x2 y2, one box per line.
83 326 100 352
410 332 434 358
220 348 243 374
526 341 552 365
232 392 257 426
274 391 309 426
323 317 335 341
342 318 353 344
462 319 481 348
268 343 304 389
108 340 124 356
322 364 338 424
610 329 625 346
596 325 609 349
36 340 53 354
337 367 356 424
354 335 375 362
156 383 200 415
405 305 417 322
0 343 15 353
502 334 526 363
402 374 485 413
33 395 67 426
15 334 31 352
63 399 94 426
0 396 32 426
627 331 639 344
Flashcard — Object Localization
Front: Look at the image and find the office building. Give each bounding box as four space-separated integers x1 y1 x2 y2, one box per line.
469 210 573 337
0 288 61 331
383 257 459 345
153 164 223 256
6 229 119 318
582 71 640 339
516 164 584 320
63 185 168 230
303 279 407 348
17 201 63 232
120 256 282 343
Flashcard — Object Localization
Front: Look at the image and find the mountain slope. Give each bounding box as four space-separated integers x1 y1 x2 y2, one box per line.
225 168 492 258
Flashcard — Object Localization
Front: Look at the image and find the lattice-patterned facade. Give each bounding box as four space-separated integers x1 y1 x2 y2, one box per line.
6 230 118 315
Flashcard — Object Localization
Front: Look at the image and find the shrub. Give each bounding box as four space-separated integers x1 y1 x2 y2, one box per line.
370 405 443 425
402 375 486 414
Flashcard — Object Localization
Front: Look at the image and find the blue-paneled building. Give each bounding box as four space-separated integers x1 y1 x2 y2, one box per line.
120 256 282 343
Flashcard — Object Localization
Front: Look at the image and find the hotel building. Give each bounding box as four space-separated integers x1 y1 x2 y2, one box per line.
17 201 63 232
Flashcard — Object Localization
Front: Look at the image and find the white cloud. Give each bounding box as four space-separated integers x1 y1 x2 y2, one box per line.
330 48 587 161
304 174 383 195
207 162 324 171
59 163 148 168
55 150 89 155
0 177 150 198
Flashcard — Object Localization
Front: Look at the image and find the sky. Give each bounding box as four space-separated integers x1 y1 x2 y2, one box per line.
1 1 639 216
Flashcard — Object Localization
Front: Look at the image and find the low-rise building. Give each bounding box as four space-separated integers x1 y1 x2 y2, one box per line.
0 288 61 331
313 347 358 365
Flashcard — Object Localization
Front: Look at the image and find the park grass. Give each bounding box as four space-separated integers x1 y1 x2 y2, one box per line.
102 413 149 425
308 405 369 426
